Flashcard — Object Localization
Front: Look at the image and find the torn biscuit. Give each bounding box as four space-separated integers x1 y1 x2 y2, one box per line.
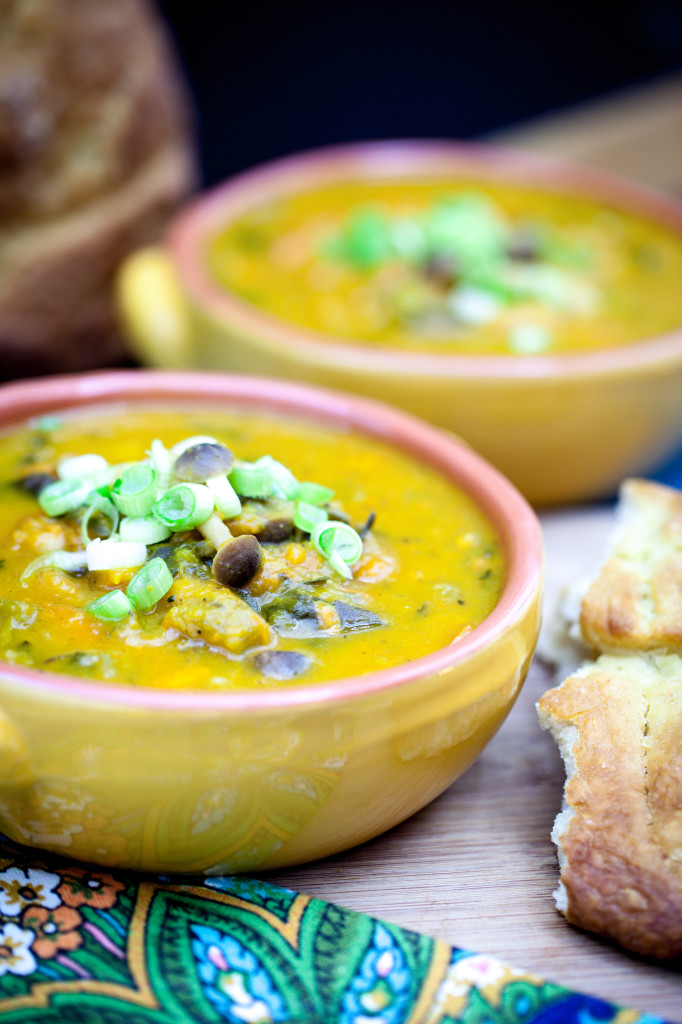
538 478 682 958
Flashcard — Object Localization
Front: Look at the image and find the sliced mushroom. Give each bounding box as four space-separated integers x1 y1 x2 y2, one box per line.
332 600 383 631
252 649 311 680
198 512 263 588
423 251 460 288
257 518 294 543
174 443 234 483
15 472 58 496
229 499 295 543
213 535 262 588
506 229 541 262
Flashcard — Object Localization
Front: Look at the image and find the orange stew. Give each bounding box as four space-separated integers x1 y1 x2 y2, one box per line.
208 179 682 355
0 406 504 689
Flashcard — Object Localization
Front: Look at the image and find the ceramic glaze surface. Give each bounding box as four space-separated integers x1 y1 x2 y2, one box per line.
117 144 682 505
0 372 541 873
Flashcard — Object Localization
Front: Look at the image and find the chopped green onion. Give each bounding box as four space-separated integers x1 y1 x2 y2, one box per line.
86 538 148 571
297 481 335 506
328 550 353 579
342 207 393 269
21 549 87 582
425 193 507 270
126 558 173 611
256 456 299 499
170 435 219 458
38 478 92 517
91 483 116 510
448 286 500 326
206 475 241 518
390 217 428 263
229 463 274 499
32 414 62 433
103 461 137 486
508 323 553 354
502 264 577 309
311 521 363 575
120 515 172 544
57 453 108 482
312 521 363 562
294 501 328 533
111 463 157 517
80 493 119 547
86 590 133 621
148 439 172 496
153 483 214 529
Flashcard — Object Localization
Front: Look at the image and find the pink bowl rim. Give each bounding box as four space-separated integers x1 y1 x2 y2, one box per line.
168 138 682 381
0 369 543 713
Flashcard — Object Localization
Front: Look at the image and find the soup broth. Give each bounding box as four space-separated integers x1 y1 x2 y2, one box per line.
0 407 504 689
208 179 682 355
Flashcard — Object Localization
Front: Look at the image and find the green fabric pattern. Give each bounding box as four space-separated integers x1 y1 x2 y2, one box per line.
0 838 669 1023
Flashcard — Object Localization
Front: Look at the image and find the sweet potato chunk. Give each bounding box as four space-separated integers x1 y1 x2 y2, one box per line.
10 513 79 556
163 577 270 655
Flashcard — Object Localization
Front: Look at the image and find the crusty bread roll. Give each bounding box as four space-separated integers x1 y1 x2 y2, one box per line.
0 0 195 377
580 479 682 653
538 652 682 958
537 478 682 959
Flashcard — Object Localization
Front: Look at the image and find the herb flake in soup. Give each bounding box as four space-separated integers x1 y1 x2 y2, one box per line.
0 408 504 689
208 179 682 355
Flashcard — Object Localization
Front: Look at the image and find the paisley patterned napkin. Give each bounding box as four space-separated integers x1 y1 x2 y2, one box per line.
0 837 670 1024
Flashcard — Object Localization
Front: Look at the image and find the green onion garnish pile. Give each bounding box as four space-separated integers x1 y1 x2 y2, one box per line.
322 192 598 351
24 435 365 621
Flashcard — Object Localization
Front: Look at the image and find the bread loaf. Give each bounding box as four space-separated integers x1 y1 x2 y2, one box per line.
0 0 195 377
537 479 682 958
580 479 682 652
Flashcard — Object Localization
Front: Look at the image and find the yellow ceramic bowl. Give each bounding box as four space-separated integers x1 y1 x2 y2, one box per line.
117 141 682 507
0 370 542 874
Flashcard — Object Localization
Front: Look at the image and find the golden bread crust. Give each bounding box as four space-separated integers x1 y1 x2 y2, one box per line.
538 655 682 958
539 478 682 958
0 143 194 373
580 480 682 652
0 0 195 374
0 0 191 223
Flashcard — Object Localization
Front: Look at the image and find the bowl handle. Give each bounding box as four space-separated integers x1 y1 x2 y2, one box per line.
116 246 192 368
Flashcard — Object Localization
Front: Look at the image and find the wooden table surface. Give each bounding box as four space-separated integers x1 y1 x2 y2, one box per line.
269 76 682 1021
271 509 681 1019
490 71 682 197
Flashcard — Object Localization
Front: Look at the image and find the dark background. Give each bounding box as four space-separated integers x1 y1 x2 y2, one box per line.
158 0 682 188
